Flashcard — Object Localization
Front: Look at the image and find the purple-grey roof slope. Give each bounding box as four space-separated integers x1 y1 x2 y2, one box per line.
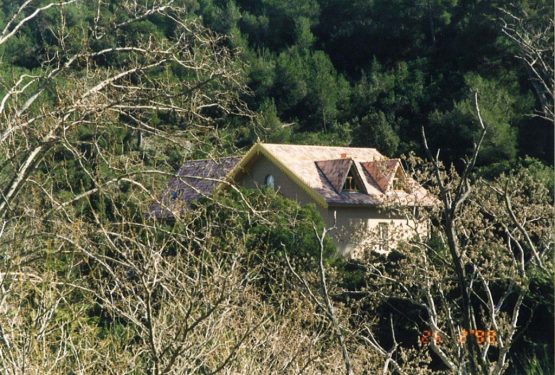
150 156 241 218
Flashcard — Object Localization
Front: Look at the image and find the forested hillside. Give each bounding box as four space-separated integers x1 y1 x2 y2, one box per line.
2 1 553 169
198 0 554 172
0 1 552 374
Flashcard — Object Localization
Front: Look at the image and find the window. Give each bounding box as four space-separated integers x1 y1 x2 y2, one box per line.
343 176 356 192
378 223 389 251
342 166 363 193
264 174 275 189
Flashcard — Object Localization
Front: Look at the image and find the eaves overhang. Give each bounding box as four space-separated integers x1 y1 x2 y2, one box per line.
217 142 330 209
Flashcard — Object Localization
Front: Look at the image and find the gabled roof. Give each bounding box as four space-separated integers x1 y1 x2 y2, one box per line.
154 143 435 216
170 156 241 201
224 143 434 207
224 143 387 207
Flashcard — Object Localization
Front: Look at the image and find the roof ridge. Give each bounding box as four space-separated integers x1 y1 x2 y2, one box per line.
263 143 378 150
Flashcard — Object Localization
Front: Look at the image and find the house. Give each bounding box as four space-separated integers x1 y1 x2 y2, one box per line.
151 143 435 257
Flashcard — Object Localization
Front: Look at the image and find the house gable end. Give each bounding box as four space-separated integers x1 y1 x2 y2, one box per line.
223 143 329 208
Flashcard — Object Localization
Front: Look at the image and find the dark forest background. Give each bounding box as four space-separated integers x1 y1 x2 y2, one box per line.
1 0 553 174
198 0 553 174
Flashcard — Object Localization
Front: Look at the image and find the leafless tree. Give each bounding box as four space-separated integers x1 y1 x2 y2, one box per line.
0 3 374 372
0 1 257 373
320 93 552 374
285 226 356 375
349 93 552 374
0 3 551 374
498 3 554 123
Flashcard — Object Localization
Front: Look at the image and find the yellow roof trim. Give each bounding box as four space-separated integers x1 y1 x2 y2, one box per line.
216 142 263 193
219 142 329 208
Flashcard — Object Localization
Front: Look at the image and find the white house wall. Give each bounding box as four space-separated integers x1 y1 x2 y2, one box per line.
324 207 427 257
236 154 426 258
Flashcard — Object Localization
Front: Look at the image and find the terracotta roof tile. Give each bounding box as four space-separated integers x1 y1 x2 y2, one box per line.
360 160 401 192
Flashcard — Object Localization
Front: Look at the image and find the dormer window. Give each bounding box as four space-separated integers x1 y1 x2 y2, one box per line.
344 176 355 192
392 176 401 190
342 165 363 193
360 159 407 193
315 158 367 194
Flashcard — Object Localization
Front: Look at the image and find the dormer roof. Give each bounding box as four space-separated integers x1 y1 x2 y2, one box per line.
360 159 404 193
315 158 367 194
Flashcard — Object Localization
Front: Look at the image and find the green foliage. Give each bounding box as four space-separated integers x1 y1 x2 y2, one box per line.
289 123 351 146
351 112 400 155
236 0 319 51
196 188 336 263
527 267 554 317
199 0 241 35
270 49 349 132
2 0 551 164
511 344 554 375
478 156 555 194
187 0 553 165
247 99 292 144
0 0 553 166
428 73 520 166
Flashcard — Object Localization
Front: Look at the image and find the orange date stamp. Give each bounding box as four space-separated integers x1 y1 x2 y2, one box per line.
420 329 497 346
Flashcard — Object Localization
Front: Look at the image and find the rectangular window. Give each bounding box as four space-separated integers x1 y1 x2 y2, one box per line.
378 223 389 251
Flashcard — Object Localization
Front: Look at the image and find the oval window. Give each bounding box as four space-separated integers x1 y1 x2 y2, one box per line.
264 174 275 189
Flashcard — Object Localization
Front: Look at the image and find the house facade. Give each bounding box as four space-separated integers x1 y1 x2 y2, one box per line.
152 143 435 257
